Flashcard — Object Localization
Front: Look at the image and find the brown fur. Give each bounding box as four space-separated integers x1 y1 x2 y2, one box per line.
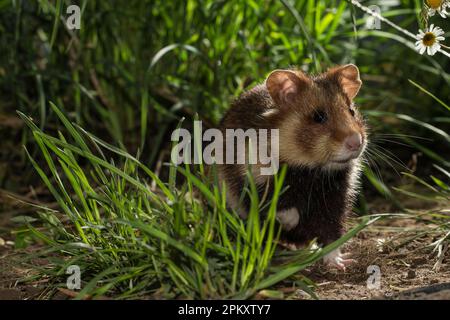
218 65 367 246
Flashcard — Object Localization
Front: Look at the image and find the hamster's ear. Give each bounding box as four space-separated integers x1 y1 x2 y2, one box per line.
266 70 310 107
333 64 362 100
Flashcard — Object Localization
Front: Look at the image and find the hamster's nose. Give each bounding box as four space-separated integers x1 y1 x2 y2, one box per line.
345 133 362 152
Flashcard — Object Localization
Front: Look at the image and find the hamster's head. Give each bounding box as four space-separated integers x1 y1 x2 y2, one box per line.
265 64 367 170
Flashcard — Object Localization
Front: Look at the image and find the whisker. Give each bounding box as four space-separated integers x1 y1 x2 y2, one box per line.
370 145 411 173
369 138 412 148
371 133 432 141
364 150 386 185
366 147 402 177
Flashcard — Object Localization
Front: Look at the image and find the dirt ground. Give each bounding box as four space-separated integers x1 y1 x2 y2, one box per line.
1 183 449 300
303 221 450 300
1 214 449 300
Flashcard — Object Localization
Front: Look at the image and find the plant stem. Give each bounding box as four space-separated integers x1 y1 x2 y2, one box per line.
348 0 450 59
349 0 417 39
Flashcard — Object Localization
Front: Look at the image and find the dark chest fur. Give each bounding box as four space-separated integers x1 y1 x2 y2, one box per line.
226 164 354 245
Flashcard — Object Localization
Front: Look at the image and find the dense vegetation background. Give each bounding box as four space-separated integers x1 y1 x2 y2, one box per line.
1 0 449 193
0 0 449 299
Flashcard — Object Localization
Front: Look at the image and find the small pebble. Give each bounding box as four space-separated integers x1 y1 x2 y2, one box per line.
406 270 416 279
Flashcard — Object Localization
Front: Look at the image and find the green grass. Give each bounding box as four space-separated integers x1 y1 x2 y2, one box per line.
1 0 446 202
393 84 450 254
14 103 372 299
1 0 450 299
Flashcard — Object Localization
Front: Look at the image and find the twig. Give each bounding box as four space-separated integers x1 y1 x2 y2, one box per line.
433 242 448 271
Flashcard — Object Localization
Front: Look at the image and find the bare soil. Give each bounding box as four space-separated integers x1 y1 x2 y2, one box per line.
303 223 450 300
1 214 449 300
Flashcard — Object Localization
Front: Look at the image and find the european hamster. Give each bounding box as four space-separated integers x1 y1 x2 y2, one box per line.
218 64 367 270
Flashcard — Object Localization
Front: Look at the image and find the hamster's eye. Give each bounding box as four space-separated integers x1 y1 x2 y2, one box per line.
349 107 355 117
313 110 328 124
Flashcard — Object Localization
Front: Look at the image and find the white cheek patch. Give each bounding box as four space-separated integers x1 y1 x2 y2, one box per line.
276 207 300 231
334 144 353 161
261 108 279 117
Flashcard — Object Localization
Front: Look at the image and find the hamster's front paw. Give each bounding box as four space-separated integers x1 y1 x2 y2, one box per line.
277 239 302 250
323 248 356 271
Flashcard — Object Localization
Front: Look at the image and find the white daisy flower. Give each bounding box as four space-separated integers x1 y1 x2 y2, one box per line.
415 24 446 55
426 0 449 18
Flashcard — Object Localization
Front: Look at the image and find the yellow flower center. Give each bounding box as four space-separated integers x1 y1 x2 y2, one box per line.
426 0 443 9
422 32 436 46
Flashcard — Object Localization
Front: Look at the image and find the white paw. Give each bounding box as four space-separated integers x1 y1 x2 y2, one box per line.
323 248 356 271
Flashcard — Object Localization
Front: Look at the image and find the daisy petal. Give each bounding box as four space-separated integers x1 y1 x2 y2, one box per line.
434 28 444 36
419 45 426 55
433 42 441 51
